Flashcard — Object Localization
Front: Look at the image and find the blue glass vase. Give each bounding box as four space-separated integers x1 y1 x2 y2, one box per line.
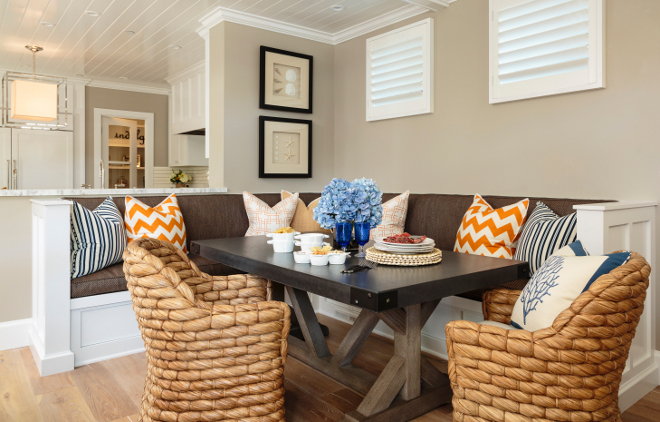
335 222 352 252
354 222 370 257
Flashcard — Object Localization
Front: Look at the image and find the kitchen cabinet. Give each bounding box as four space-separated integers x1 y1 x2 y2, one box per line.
0 128 73 190
169 135 208 167
0 128 10 189
12 129 73 189
170 71 205 135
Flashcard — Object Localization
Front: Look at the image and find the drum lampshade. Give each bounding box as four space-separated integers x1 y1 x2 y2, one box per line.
10 79 58 121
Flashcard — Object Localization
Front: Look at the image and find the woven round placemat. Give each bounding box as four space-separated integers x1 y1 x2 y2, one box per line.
366 247 442 266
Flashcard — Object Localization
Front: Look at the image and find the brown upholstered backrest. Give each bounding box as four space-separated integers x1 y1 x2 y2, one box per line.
402 194 612 251
64 193 612 252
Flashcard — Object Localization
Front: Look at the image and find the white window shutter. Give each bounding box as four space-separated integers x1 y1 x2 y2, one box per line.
489 0 605 103
366 18 433 121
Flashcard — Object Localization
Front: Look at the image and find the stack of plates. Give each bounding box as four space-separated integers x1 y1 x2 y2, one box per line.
374 237 436 255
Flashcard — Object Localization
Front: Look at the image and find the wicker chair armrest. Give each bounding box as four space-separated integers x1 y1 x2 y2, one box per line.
482 288 522 324
445 319 534 384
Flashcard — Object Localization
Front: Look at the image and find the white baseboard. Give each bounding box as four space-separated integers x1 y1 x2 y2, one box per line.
0 318 31 351
28 327 74 376
618 350 660 411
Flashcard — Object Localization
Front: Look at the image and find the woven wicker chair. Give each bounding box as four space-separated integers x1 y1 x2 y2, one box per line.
123 238 290 422
445 252 651 422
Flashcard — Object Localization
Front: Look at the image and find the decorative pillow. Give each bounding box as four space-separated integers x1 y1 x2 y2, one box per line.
125 194 188 252
281 190 332 235
513 202 578 276
370 191 410 240
71 197 127 278
510 241 630 331
244 191 298 236
454 194 530 258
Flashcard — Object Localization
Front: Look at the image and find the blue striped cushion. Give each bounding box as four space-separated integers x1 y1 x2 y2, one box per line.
513 202 577 276
71 197 127 279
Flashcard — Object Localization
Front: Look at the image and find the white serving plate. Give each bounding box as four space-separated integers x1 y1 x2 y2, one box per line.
377 237 435 247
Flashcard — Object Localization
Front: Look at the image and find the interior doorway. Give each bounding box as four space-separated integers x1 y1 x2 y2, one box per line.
94 109 154 189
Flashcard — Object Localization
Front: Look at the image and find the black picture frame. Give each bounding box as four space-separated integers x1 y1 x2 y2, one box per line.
259 46 313 114
259 116 312 178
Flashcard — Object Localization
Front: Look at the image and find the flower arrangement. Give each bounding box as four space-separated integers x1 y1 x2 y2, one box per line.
170 169 192 186
313 178 383 229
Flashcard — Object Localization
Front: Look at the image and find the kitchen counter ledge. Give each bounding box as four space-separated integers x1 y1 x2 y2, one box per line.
0 187 228 197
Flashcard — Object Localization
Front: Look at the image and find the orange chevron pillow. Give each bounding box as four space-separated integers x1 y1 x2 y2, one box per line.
125 194 188 252
454 194 529 259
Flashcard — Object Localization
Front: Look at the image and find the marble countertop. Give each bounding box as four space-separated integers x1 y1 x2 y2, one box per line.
0 187 228 197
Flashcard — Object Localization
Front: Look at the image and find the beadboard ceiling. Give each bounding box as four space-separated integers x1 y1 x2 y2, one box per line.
0 0 451 89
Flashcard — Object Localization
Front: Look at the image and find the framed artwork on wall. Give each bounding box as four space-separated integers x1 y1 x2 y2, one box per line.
259 116 312 178
260 46 313 113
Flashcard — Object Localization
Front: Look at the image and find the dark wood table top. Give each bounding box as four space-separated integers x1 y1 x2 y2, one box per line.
191 236 529 312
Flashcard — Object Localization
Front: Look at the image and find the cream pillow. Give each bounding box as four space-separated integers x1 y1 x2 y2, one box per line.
281 191 332 234
510 241 631 331
243 191 298 236
370 191 410 239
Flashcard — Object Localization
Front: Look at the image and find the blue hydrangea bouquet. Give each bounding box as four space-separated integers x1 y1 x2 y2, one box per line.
313 178 383 253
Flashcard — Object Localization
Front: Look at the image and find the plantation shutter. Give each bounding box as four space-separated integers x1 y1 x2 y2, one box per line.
489 0 604 103
366 18 433 121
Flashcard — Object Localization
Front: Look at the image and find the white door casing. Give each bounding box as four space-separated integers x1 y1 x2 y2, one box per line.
93 108 154 189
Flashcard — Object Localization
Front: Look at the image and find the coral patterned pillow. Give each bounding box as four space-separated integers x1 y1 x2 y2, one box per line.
125 194 188 252
244 191 299 236
370 191 410 239
454 194 529 259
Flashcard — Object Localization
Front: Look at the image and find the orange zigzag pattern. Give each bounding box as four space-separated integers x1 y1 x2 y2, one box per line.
125 194 187 252
454 194 528 259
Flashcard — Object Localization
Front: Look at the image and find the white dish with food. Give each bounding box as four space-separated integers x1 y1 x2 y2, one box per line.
309 254 330 266
328 252 350 265
293 251 310 264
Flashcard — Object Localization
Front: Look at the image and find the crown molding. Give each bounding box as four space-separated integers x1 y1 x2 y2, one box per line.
166 62 205 86
87 80 171 96
331 5 429 44
197 7 335 44
196 3 455 46
402 0 457 12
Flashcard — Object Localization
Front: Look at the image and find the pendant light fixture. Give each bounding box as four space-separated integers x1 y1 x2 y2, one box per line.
2 46 68 129
10 46 58 121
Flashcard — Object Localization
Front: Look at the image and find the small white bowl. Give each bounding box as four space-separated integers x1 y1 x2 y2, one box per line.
293 251 310 264
328 252 349 265
267 239 294 253
309 254 330 266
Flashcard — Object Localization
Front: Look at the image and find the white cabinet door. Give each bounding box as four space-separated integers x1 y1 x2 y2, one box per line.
0 128 10 189
12 129 74 189
171 72 205 135
170 135 208 167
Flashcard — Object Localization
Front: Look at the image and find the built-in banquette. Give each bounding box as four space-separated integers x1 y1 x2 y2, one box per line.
29 193 657 411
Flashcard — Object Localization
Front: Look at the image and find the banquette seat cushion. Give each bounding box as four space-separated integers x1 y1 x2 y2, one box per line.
65 193 609 300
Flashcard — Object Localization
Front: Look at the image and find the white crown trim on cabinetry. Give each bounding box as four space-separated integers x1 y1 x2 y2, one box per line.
87 80 171 96
197 2 458 45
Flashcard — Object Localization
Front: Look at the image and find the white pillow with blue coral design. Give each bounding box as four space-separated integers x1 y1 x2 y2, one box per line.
510 241 630 331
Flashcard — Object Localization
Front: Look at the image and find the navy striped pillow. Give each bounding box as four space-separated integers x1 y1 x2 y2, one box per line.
513 202 577 276
70 197 127 279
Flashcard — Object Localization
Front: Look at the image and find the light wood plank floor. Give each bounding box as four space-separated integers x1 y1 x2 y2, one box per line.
1 314 658 422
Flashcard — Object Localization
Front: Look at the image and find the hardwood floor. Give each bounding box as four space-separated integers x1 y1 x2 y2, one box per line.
0 314 658 422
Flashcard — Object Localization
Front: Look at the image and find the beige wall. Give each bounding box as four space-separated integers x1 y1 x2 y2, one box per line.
208 22 334 193
85 87 169 183
334 0 660 345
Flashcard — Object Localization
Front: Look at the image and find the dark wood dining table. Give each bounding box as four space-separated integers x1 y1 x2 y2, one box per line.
191 236 528 422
